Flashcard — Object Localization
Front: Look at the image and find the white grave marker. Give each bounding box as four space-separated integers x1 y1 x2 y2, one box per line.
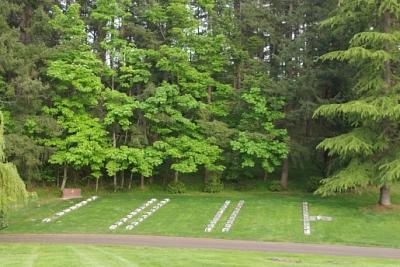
205 200 230 232
108 198 157 230
222 200 244 232
42 196 98 223
302 202 333 235
125 198 170 230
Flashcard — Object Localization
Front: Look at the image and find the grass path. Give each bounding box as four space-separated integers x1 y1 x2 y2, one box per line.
0 243 399 267
1 234 400 259
90 245 138 266
24 246 38 267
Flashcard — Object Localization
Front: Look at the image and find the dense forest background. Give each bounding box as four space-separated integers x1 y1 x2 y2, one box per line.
1 0 398 204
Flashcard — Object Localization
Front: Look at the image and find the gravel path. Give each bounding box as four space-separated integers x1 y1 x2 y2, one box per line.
0 234 399 259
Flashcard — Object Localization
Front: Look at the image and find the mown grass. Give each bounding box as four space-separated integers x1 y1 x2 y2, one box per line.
0 244 399 267
3 187 400 248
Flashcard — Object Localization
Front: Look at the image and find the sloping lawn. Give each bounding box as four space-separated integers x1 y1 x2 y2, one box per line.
2 189 400 247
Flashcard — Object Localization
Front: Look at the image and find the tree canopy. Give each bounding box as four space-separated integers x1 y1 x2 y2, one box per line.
0 0 397 206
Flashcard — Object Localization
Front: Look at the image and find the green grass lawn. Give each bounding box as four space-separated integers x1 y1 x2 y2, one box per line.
2 188 400 248
0 244 399 267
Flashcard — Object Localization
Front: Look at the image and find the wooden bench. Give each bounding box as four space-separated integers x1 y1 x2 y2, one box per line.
62 188 82 200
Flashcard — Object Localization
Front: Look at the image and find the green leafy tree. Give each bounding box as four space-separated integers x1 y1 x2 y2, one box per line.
46 3 107 190
106 145 163 190
154 135 223 182
46 114 109 191
314 0 400 206
103 88 139 190
231 87 288 182
142 82 199 136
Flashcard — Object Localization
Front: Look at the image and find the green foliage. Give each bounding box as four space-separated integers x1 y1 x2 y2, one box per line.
0 112 5 162
154 136 223 175
379 156 400 183
143 83 199 135
305 176 323 193
231 88 288 175
91 0 130 23
45 3 110 182
0 111 27 227
316 128 388 159
315 160 374 196
50 4 86 44
103 89 139 131
106 146 164 178
234 179 257 191
119 48 152 88
47 115 109 178
315 1 400 201
204 179 224 193
268 180 286 192
166 180 186 194
0 0 381 195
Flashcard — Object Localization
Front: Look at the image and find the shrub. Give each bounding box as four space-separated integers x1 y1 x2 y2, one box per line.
204 179 224 193
28 191 38 200
306 176 323 193
235 179 257 191
268 180 285 192
167 180 186 194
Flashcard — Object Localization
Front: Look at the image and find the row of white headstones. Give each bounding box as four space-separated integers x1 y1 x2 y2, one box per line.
42 197 323 235
109 198 170 231
205 200 244 233
109 198 157 230
222 200 245 232
42 196 98 223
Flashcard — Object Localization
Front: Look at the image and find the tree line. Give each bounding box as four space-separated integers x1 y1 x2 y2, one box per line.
0 0 399 206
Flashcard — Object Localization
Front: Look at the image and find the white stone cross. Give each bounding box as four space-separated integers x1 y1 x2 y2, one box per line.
302 202 333 235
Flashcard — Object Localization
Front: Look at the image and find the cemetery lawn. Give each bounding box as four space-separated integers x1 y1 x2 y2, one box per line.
3 188 400 248
1 243 399 267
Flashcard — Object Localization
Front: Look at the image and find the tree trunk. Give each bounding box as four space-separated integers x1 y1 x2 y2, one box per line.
280 158 289 188
61 165 68 191
0 211 7 229
113 174 117 192
379 184 391 206
234 0 242 90
113 128 117 192
204 169 209 184
140 175 145 190
20 5 33 44
95 178 99 193
26 165 32 190
174 171 179 182
207 86 212 104
378 12 392 208
263 171 268 182
128 172 133 190
121 172 125 188
56 168 60 188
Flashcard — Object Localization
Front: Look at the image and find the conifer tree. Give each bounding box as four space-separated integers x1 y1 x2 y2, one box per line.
314 0 400 206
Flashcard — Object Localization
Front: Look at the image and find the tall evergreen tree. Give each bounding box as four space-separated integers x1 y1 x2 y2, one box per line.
314 0 400 206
